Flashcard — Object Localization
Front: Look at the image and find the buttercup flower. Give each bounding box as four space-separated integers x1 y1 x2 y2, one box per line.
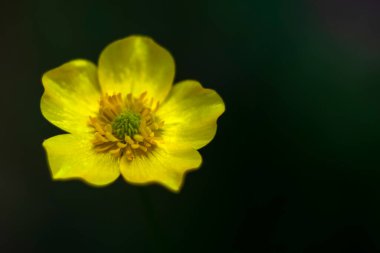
41 35 225 192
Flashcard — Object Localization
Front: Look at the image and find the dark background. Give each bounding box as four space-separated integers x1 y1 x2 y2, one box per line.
1 0 380 252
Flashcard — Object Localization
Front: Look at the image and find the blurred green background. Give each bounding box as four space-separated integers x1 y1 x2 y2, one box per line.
1 0 380 252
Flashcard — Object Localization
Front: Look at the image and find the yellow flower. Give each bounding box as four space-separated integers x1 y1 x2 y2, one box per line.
41 35 225 192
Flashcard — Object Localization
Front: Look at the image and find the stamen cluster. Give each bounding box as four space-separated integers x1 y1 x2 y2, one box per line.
89 92 164 160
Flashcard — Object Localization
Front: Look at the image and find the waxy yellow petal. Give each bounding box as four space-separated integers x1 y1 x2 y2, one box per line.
41 59 100 134
43 134 120 186
120 144 202 192
157 80 225 149
98 36 175 102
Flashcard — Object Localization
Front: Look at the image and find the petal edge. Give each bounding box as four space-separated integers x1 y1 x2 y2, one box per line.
158 80 225 149
41 59 101 134
43 134 120 186
120 144 202 192
98 36 175 102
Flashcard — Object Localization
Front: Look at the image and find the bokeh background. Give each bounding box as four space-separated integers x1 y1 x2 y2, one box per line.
1 0 380 252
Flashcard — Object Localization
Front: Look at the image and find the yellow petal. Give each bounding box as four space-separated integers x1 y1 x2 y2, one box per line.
120 144 202 192
41 59 100 134
157 80 225 149
43 134 120 186
98 36 175 102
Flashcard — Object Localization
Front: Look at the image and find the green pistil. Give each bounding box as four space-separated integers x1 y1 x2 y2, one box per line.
112 111 141 139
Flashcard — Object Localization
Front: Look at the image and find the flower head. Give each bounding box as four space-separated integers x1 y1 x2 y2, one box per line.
41 35 225 192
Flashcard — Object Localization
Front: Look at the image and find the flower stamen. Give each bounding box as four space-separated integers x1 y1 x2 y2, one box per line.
89 92 163 160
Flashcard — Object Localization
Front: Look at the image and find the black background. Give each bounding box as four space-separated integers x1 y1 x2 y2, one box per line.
1 0 380 252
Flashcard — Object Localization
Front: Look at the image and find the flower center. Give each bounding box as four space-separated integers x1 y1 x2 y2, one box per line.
89 92 163 160
112 111 141 139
